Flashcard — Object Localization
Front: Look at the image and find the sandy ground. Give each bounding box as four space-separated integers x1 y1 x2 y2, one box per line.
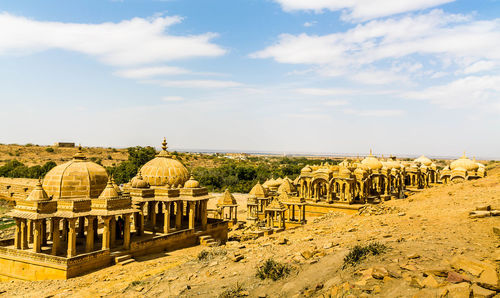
0 168 499 297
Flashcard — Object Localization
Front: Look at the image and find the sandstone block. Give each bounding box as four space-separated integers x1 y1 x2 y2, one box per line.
450 256 486 277
447 271 471 283
475 205 491 211
372 266 389 279
478 266 499 291
470 284 496 298
423 274 440 288
446 282 470 298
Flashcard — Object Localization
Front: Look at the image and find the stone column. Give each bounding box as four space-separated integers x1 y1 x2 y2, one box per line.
47 218 52 241
151 202 157 235
21 219 28 249
33 220 42 253
27 219 33 244
123 214 131 250
110 216 116 248
41 219 47 246
67 218 77 258
201 201 207 230
51 218 60 255
14 218 21 249
163 202 171 234
78 217 85 238
86 216 95 253
188 201 195 230
102 216 111 250
175 201 182 230
62 219 68 242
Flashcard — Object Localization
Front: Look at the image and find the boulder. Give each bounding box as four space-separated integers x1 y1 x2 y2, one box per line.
422 274 440 288
470 284 496 298
475 205 491 211
372 266 389 280
494 226 500 236
447 271 471 284
477 265 499 291
301 249 314 260
450 256 486 277
446 282 470 298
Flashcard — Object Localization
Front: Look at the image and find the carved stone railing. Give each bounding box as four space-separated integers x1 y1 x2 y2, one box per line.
0 246 67 266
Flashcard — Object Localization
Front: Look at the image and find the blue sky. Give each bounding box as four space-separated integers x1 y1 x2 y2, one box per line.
0 0 499 158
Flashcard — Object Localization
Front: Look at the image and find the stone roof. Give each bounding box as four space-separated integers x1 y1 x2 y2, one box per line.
26 180 50 201
42 147 108 199
139 138 189 187
249 182 267 198
266 198 286 211
218 189 237 206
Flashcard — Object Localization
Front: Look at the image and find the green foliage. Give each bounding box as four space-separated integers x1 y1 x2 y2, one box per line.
218 282 246 298
107 146 157 184
193 156 337 193
45 147 54 153
0 160 57 179
89 157 102 165
256 259 291 281
343 242 387 268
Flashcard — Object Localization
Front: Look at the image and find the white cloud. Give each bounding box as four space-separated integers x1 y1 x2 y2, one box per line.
162 96 184 102
296 87 355 96
324 100 349 106
114 66 190 79
252 10 500 82
273 0 454 21
0 12 226 66
342 108 405 116
404 75 500 109
303 21 317 27
350 69 408 85
159 80 243 88
462 60 496 74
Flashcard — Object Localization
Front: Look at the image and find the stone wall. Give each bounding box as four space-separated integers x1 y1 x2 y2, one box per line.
0 177 37 201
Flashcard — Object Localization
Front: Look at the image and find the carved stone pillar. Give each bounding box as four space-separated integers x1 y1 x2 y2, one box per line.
188 201 195 230
67 218 77 258
175 201 182 230
163 202 171 234
123 214 131 250
86 216 95 253
102 216 111 250
201 201 207 230
51 218 60 255
21 219 28 249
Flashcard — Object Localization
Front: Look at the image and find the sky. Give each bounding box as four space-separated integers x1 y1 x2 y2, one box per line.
0 0 499 159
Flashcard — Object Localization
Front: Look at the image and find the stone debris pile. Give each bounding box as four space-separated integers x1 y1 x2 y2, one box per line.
469 205 500 218
358 204 401 216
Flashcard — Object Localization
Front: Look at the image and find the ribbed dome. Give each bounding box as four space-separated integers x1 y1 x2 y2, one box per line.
131 173 150 189
361 150 383 170
414 155 432 166
27 180 50 201
140 138 189 187
43 148 108 199
184 175 200 188
301 166 312 173
339 167 352 178
450 154 479 171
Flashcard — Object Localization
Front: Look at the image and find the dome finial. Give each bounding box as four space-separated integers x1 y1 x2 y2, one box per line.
162 137 168 151
462 151 466 158
369 148 373 156
73 144 86 160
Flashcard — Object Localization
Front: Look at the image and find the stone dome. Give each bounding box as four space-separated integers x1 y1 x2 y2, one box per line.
450 154 479 172
131 173 150 189
301 166 312 173
414 155 432 166
98 179 119 200
43 147 108 199
361 150 383 170
249 182 267 197
184 175 200 188
139 138 189 187
27 180 50 201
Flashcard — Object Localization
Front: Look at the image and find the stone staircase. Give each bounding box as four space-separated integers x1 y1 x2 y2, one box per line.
111 251 136 266
199 235 218 247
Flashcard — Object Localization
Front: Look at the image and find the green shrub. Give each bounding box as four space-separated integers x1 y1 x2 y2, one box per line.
256 259 291 281
45 147 54 153
343 242 387 268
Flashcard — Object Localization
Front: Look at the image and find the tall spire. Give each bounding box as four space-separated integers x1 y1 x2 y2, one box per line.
73 144 86 160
